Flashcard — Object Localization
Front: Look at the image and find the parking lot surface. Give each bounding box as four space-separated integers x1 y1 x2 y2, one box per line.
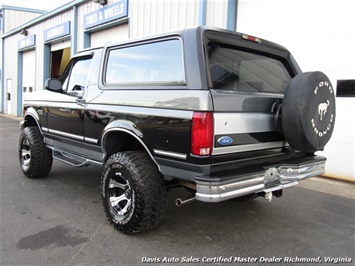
1 115 354 265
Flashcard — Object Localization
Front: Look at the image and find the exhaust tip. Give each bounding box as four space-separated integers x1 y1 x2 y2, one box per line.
175 198 183 207
175 196 195 207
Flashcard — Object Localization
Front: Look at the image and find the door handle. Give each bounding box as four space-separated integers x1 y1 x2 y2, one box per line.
59 108 72 112
76 98 86 106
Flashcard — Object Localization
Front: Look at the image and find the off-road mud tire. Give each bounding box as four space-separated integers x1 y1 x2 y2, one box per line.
101 151 167 235
18 126 53 178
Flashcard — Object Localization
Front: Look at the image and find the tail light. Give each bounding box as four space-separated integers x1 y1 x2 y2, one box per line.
191 112 214 156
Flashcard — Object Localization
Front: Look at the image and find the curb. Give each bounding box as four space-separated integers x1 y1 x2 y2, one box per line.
320 174 355 184
0 113 22 121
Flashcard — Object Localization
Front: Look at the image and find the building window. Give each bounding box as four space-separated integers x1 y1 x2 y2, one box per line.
337 80 355 97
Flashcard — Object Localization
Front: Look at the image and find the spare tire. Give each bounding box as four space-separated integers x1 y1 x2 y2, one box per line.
282 71 336 153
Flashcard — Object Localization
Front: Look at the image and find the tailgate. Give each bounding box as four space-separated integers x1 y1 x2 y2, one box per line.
206 41 295 156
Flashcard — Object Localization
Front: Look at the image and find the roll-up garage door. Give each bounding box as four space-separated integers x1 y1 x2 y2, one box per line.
90 24 129 47
22 50 36 103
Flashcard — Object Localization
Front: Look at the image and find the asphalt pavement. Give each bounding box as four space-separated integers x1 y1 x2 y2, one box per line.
1 114 354 265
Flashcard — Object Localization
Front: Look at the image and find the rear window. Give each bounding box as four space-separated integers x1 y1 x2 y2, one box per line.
105 39 185 85
207 43 291 93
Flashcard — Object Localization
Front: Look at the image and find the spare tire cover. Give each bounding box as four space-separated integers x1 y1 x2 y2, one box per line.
282 71 336 153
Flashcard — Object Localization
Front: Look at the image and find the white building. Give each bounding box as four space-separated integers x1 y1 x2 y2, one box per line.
1 0 354 180
0 5 46 113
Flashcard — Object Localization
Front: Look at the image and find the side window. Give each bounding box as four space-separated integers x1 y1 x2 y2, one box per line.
105 39 185 85
62 56 92 92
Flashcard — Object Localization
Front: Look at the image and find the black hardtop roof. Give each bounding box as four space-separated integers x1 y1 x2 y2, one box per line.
76 25 289 54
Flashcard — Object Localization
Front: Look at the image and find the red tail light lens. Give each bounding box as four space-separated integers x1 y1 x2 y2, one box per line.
191 112 214 156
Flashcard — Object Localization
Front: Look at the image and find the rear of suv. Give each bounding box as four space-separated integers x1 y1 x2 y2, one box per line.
19 26 336 234
191 30 335 203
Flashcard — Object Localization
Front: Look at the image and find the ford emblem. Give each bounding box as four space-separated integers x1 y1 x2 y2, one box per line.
217 136 233 145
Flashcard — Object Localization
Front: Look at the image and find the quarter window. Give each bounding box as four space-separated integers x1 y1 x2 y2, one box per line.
105 39 185 85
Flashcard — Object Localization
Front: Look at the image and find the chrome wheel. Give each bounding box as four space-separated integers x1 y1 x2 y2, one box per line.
108 172 134 220
20 139 31 172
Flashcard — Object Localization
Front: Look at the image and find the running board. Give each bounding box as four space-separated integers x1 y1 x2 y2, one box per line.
51 149 102 167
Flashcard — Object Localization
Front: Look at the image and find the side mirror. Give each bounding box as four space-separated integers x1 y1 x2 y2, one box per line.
45 78 63 93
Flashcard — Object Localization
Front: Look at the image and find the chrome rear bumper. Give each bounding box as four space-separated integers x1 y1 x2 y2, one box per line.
195 157 326 203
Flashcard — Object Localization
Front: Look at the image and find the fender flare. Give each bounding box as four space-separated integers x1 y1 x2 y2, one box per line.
101 120 160 171
22 107 42 133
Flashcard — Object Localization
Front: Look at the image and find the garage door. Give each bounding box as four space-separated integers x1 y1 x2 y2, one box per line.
22 50 36 102
90 24 129 47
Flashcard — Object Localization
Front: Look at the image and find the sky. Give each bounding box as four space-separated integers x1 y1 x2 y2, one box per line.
0 0 74 11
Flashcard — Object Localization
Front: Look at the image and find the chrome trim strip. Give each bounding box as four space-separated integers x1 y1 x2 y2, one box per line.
87 104 194 120
42 127 49 132
212 141 287 155
48 129 84 141
153 149 187 160
90 89 213 112
214 113 276 134
84 137 99 144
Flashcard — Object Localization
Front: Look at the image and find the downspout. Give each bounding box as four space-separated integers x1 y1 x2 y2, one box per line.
1 8 5 113
17 52 23 116
43 44 50 85
198 0 207 25
71 5 78 56
226 0 238 31
83 32 91 49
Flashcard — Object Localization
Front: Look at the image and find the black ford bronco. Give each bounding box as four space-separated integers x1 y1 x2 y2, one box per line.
19 26 336 234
